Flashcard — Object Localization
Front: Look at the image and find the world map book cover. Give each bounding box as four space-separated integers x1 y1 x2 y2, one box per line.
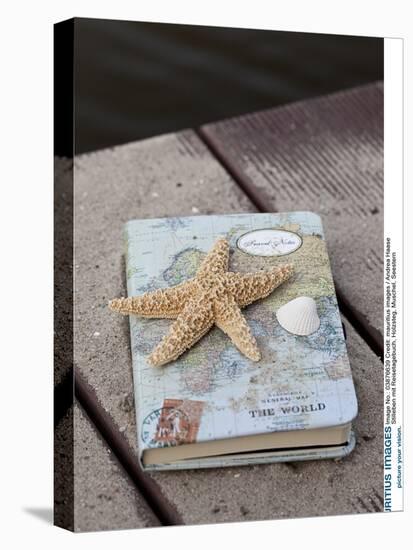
123 212 358 470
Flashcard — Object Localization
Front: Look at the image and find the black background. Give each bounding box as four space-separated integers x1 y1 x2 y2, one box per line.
66 18 383 155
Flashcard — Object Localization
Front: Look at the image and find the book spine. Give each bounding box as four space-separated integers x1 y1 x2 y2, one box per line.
123 224 145 466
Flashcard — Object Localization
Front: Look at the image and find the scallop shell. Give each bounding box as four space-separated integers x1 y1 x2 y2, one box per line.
276 296 320 336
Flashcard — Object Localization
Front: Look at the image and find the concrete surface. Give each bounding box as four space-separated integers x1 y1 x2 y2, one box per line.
73 403 160 532
70 122 383 527
201 83 383 341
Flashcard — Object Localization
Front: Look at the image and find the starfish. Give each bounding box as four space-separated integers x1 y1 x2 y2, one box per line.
109 239 293 367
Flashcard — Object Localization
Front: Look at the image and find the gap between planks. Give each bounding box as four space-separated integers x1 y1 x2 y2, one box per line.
74 367 184 527
196 126 383 361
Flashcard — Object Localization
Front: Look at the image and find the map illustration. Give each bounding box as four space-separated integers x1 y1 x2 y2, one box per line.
124 212 358 465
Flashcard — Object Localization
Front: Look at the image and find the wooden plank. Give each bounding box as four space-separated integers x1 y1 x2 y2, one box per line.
55 404 161 532
200 82 383 351
74 368 184 526
55 157 73 389
73 131 382 525
73 131 254 529
73 130 253 444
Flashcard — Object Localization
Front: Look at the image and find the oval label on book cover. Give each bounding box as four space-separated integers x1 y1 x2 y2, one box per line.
237 229 302 257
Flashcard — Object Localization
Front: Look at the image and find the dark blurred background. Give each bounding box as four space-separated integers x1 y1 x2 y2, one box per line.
70 18 383 155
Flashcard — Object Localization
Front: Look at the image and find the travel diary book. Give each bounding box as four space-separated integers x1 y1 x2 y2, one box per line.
123 212 358 470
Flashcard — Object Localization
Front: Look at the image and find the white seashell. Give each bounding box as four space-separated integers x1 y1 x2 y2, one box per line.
276 296 320 336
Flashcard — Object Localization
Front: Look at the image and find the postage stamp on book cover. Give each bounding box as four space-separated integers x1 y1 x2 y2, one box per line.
141 399 205 447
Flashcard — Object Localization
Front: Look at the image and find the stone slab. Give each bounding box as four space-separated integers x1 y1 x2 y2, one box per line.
201 83 384 342
72 130 382 525
72 403 160 532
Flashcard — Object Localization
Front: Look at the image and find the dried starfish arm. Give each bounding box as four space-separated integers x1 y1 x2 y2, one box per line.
226 265 294 307
108 279 195 318
214 294 261 361
148 298 214 367
196 238 229 277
